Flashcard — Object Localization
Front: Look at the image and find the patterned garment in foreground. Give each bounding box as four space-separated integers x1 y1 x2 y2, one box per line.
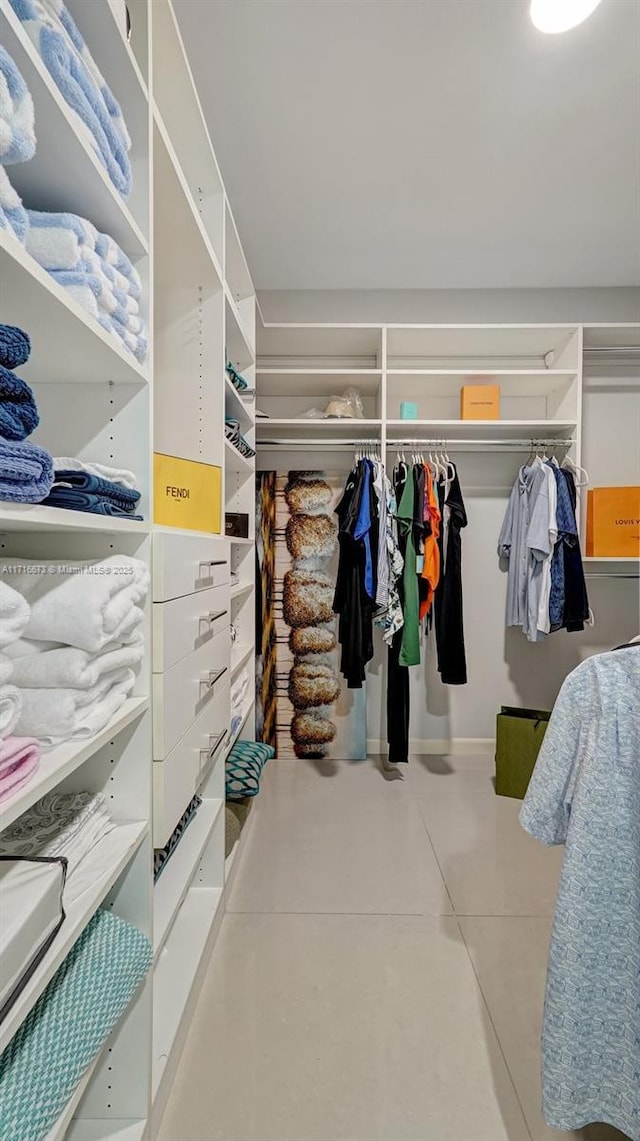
520 646 640 1140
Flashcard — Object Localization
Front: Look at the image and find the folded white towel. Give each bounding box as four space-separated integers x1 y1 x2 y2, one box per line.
10 641 143 689
52 457 137 490
0 556 149 652
0 581 30 650
16 667 136 745
0 684 22 739
0 654 13 685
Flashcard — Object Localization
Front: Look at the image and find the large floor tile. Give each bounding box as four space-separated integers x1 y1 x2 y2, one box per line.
227 761 451 915
459 917 630 1141
158 913 530 1141
413 774 563 916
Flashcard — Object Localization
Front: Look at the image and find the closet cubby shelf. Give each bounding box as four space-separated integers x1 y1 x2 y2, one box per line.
224 437 255 474
0 697 149 833
255 417 383 434
230 580 254 600
0 820 148 1055
65 0 149 104
224 375 255 429
0 500 150 534
64 1117 146 1141
229 536 255 546
0 1 148 256
0 230 149 387
230 643 253 677
225 290 255 371
153 797 224 958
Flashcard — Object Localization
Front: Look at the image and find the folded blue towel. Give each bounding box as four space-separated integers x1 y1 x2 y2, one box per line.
42 487 143 518
0 438 53 502
53 469 141 507
0 364 39 440
0 166 28 244
10 0 132 197
0 46 36 164
0 324 30 369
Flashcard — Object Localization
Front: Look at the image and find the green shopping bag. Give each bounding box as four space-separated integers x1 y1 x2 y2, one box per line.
495 706 551 800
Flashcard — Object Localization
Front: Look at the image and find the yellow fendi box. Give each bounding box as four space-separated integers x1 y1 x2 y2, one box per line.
460 384 500 420
154 453 221 533
586 486 640 557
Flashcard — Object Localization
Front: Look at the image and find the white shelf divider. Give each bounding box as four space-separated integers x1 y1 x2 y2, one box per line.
153 798 223 957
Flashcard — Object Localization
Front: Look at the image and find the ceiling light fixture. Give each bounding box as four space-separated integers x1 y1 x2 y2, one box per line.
530 0 602 33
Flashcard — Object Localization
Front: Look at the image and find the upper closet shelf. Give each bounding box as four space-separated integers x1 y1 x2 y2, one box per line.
385 419 577 440
0 499 150 534
0 819 147 1055
153 105 223 290
64 0 149 103
0 230 149 386
225 289 255 371
0 697 148 833
0 1 148 257
224 375 254 429
256 417 382 437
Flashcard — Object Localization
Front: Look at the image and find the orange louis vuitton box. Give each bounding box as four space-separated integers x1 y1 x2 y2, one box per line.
586 486 640 557
460 384 500 420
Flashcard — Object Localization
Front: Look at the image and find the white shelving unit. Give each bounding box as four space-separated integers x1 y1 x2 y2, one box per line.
0 1 258 1138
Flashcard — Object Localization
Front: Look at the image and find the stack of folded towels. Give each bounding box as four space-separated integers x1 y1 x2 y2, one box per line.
43 456 142 519
25 210 147 362
0 554 149 747
9 0 132 197
0 44 36 244
0 323 54 503
0 580 40 803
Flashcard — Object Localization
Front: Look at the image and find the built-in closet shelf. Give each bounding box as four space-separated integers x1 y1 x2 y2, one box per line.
224 437 255 474
0 1 148 256
0 230 149 387
65 0 149 104
152 885 224 1101
224 803 255 889
385 419 577 440
225 375 255 429
0 820 148 1055
65 1118 147 1141
0 697 149 833
256 369 383 397
0 500 150 534
231 580 255 600
154 798 224 957
228 697 254 755
153 103 223 288
229 536 255 546
256 417 383 436
225 291 255 371
230 644 253 677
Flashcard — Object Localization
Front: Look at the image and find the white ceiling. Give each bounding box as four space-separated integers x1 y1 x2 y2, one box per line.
174 0 640 291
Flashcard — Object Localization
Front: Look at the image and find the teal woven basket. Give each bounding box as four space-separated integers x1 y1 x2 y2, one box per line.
0 908 152 1141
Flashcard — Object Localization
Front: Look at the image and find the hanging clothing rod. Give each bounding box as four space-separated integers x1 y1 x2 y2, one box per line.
584 573 640 580
257 437 575 449
583 345 640 354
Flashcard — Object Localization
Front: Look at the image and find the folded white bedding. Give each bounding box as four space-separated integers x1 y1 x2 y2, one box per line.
52 457 137 489
0 655 12 685
0 556 149 652
0 685 21 740
0 790 115 902
0 581 30 650
9 641 143 689
15 667 135 745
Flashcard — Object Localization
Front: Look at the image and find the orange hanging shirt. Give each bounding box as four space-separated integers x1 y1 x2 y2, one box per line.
420 464 441 620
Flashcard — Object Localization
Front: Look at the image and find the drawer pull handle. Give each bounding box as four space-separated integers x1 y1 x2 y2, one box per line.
202 730 227 762
198 560 226 574
207 609 227 624
201 667 227 692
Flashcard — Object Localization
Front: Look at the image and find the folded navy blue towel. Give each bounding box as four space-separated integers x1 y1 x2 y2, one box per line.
0 324 30 370
0 365 39 440
53 469 141 508
43 487 142 519
0 438 53 502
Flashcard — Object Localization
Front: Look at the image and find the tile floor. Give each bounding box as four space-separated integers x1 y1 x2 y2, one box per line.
158 755 628 1141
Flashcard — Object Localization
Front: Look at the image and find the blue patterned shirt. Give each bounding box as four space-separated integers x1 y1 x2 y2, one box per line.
521 646 640 1139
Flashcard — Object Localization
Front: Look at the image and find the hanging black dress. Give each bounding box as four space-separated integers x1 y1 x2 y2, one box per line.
434 465 468 685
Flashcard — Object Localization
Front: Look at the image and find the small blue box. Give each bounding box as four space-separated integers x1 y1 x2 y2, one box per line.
400 401 418 420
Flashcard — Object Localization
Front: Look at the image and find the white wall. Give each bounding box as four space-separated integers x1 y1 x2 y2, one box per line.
258 287 640 326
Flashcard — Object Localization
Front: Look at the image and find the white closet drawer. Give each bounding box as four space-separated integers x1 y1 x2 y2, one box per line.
152 691 230 847
153 584 229 673
153 533 230 602
153 630 230 759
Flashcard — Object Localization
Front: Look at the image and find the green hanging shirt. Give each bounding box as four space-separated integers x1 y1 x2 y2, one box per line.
396 473 420 666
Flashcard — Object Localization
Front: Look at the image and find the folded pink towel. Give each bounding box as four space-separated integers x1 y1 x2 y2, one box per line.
0 736 40 803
